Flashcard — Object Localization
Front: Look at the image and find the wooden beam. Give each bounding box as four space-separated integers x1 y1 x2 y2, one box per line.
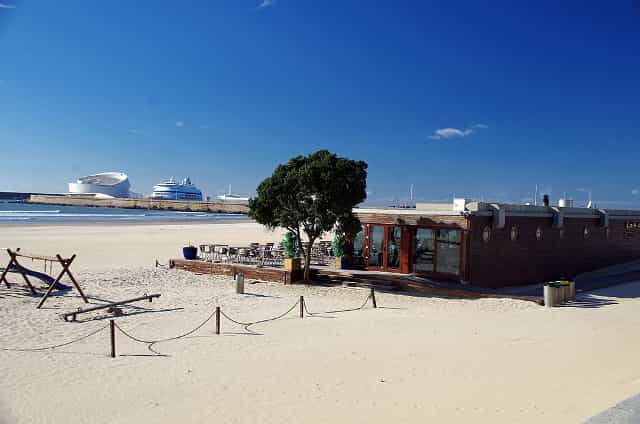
62 293 162 322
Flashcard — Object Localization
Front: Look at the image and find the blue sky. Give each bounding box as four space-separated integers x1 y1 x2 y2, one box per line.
0 0 639 207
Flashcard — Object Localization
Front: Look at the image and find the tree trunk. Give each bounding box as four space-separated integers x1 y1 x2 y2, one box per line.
303 239 314 282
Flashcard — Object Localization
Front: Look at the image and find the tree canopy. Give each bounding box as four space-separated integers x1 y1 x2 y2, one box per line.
249 150 367 280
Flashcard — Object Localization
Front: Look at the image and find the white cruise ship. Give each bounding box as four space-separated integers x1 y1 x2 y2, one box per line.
216 185 249 204
151 177 203 201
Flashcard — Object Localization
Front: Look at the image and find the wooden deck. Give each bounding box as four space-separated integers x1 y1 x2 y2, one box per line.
314 269 544 305
170 259 303 284
170 259 543 305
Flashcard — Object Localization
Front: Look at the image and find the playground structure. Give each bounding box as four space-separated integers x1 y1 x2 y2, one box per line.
0 248 88 309
62 293 161 322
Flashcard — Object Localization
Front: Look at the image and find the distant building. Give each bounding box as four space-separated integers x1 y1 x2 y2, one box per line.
68 172 131 198
352 198 640 287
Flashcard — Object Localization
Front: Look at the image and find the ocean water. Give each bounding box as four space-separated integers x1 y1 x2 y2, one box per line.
0 201 248 224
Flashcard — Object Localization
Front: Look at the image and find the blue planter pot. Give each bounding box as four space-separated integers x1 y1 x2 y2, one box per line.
183 246 198 260
340 256 350 269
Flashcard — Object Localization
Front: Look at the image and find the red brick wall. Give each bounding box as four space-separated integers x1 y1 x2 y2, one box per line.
468 215 640 287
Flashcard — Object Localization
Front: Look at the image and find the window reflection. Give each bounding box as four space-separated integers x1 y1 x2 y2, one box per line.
436 229 461 275
368 226 384 267
387 227 401 269
413 228 435 272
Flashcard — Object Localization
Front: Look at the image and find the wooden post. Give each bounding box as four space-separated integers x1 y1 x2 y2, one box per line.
236 272 244 294
300 296 304 318
110 320 116 358
371 287 377 308
215 307 220 335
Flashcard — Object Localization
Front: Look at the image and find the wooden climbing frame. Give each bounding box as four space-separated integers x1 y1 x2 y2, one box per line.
0 248 89 309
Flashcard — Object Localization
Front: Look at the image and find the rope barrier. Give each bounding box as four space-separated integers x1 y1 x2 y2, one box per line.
155 259 169 268
1 290 378 356
219 300 301 334
303 293 372 316
115 307 219 355
0 324 109 352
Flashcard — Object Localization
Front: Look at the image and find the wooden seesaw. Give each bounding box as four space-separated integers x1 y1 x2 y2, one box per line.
0 248 88 309
62 293 161 322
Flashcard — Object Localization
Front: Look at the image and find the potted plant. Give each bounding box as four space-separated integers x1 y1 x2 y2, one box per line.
182 243 198 260
283 232 301 271
332 233 349 269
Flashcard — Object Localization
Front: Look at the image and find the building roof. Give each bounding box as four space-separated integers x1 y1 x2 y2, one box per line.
355 200 640 221
75 172 128 187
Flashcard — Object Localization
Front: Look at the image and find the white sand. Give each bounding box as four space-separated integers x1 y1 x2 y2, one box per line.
0 222 284 270
1 222 640 423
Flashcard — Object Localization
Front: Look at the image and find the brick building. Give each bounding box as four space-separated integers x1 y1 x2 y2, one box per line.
352 200 640 288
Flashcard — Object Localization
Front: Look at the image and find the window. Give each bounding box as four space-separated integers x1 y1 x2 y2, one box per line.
413 228 435 273
436 229 461 275
353 227 365 258
536 226 543 241
482 226 491 243
510 225 518 241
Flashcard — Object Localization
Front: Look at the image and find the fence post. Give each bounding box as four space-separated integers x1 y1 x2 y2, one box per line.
371 287 377 308
236 272 245 294
215 307 221 335
300 296 304 318
110 320 116 358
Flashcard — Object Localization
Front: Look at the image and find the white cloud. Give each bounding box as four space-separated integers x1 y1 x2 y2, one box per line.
632 189 639 196
0 3 16 9
257 0 275 9
429 123 487 140
175 121 184 127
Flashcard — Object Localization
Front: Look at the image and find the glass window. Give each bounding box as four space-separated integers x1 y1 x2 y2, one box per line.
436 229 461 275
510 225 518 241
353 227 365 258
482 226 491 243
386 227 401 269
413 228 435 273
368 226 384 267
536 226 543 241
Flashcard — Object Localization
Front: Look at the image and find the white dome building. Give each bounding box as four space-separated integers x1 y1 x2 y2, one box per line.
68 172 131 198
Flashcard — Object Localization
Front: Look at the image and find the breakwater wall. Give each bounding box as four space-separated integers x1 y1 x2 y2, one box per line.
28 195 249 214
1 192 56 201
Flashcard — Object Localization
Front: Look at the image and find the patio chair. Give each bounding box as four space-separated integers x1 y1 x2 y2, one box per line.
237 248 251 264
227 247 238 263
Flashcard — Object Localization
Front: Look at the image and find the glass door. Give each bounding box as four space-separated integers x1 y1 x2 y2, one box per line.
368 225 384 268
386 226 402 270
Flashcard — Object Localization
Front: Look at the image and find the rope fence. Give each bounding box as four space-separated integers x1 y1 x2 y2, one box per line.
1 288 379 357
0 324 109 352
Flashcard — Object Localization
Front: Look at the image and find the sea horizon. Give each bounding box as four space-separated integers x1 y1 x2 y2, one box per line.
0 201 248 225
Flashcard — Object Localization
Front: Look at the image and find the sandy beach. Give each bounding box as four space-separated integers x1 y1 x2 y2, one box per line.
1 221 640 423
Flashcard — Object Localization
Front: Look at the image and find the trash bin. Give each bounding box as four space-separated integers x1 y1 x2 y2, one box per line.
544 282 562 307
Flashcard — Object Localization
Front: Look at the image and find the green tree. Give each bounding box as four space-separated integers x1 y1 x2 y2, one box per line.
249 150 367 281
